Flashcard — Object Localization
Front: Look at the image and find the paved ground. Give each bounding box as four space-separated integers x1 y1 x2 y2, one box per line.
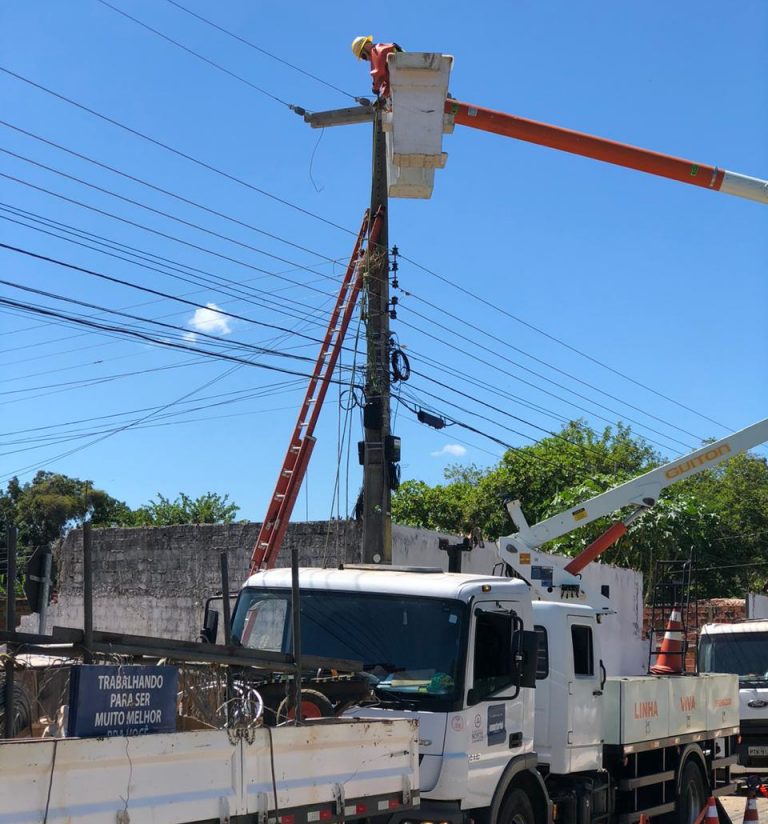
720 791 768 823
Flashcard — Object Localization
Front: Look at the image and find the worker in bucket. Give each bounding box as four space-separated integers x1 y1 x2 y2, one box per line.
351 36 403 100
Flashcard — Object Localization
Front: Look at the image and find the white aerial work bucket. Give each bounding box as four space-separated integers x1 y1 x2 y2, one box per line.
383 52 454 199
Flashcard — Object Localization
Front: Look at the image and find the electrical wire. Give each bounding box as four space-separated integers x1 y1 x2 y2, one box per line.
0 204 347 330
0 64 741 443
400 253 733 432
0 244 343 352
0 65 354 234
95 0 300 112
164 0 365 103
1 378 304 440
0 147 342 286
0 120 341 265
0 170 343 299
0 295 360 386
401 328 689 455
398 296 700 447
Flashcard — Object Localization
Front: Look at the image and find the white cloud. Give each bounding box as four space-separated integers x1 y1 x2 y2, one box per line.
188 303 232 336
182 331 198 343
431 444 467 458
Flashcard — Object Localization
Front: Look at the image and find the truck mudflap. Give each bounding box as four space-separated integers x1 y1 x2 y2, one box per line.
0 720 419 824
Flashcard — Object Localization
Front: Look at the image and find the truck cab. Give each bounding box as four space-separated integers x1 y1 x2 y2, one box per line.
699 620 768 772
231 566 547 822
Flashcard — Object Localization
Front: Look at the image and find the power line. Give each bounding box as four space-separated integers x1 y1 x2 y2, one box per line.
0 244 343 351
404 367 627 472
0 146 341 287
395 392 565 471
0 295 360 386
0 65 737 442
95 0 300 112
0 203 346 328
0 65 354 234
400 252 733 432
0 172 347 305
0 119 341 265
398 315 693 453
406 342 687 456
399 295 700 447
1 378 304 441
164 0 365 103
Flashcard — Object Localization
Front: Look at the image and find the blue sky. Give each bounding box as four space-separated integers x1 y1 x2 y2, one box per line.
1 1 766 523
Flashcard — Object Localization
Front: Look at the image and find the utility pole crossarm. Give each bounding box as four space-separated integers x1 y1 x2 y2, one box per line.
505 417 768 555
303 105 375 129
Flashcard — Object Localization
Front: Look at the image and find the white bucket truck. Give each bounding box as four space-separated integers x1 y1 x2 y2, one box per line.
232 418 768 824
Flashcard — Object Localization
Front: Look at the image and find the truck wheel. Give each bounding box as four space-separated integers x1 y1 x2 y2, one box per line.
499 789 535 824
678 761 707 824
277 689 334 723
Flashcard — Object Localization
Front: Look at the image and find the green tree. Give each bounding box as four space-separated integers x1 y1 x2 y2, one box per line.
392 421 768 598
393 422 659 539
0 472 131 597
128 492 239 526
2 471 130 550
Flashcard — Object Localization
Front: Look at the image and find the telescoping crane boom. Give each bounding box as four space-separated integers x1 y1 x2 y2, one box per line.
499 416 768 604
445 99 768 205
305 52 768 204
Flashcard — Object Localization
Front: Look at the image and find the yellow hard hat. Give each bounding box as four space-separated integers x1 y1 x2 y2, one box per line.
351 35 373 60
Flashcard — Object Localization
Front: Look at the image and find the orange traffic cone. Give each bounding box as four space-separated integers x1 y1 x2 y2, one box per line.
704 796 719 824
744 797 759 824
650 606 685 674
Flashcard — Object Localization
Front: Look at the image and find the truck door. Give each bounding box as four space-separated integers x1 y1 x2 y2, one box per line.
566 614 603 772
460 600 533 809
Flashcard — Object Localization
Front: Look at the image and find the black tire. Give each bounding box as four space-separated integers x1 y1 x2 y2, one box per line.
0 679 34 737
276 689 334 723
677 760 707 824
498 789 535 824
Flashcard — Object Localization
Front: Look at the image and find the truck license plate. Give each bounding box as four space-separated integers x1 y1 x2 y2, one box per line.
748 746 768 756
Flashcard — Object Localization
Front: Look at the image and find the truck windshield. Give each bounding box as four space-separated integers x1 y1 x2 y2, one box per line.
699 632 768 682
232 587 466 706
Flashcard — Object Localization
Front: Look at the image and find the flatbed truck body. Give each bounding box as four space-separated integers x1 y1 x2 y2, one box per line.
0 718 419 824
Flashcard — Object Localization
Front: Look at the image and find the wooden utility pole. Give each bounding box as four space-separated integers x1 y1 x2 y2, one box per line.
301 103 394 564
361 110 392 564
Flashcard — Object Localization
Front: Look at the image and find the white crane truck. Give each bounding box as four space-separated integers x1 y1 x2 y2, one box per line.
233 567 736 824
231 417 768 824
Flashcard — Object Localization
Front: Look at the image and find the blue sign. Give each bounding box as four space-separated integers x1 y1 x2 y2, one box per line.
487 703 506 746
67 664 178 738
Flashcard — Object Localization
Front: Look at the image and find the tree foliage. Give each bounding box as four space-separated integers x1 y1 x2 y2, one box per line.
392 422 768 598
126 492 239 526
0 471 131 550
0 476 240 549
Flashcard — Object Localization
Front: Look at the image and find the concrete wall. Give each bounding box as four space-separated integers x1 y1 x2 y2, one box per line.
19 521 363 641
18 521 647 673
748 593 768 619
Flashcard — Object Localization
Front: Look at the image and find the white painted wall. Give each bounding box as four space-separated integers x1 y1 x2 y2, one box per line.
393 524 647 676
748 593 768 619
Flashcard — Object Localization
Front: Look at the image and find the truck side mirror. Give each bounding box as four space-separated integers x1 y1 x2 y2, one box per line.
519 630 538 689
200 603 219 644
